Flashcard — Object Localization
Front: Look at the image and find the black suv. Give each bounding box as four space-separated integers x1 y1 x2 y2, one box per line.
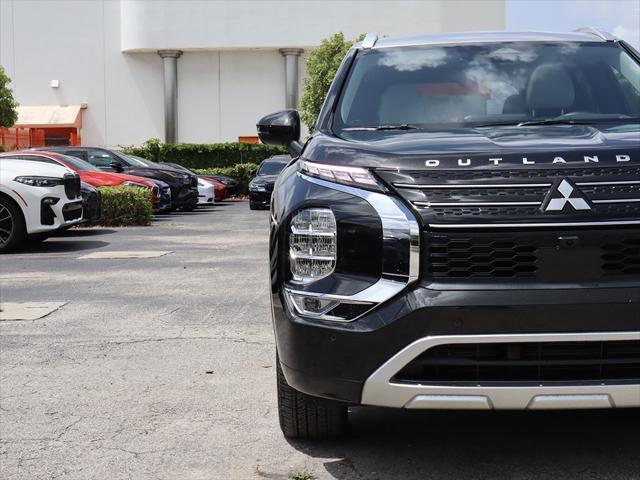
248 155 289 210
257 30 640 439
43 147 199 211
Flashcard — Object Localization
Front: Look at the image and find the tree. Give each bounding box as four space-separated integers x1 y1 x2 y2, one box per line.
0 66 18 128
299 33 364 132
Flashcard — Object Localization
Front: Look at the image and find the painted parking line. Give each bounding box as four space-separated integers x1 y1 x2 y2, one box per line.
0 302 67 321
77 251 172 259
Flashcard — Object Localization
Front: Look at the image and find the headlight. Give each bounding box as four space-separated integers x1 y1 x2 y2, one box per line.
250 183 267 192
289 208 336 283
300 160 385 191
122 181 148 189
14 176 63 187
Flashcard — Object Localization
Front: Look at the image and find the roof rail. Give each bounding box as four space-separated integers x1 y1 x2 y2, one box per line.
574 27 616 41
361 33 379 49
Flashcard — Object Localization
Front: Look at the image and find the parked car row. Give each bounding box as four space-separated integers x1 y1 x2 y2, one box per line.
0 146 237 253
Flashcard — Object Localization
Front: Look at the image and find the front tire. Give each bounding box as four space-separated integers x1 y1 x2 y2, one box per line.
277 359 347 439
249 200 258 210
0 196 26 253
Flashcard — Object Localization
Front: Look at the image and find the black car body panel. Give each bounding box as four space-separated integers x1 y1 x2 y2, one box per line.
79 182 103 224
262 31 640 412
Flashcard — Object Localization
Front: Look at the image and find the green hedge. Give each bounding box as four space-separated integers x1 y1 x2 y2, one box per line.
98 186 153 226
195 163 259 195
122 138 286 169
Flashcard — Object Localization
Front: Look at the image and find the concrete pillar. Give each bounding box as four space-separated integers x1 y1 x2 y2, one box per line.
279 48 304 109
158 50 183 143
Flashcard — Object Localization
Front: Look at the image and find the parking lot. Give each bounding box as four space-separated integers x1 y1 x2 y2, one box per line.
1 201 639 480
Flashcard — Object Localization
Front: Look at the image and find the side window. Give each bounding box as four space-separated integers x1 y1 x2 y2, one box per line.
610 63 640 115
62 150 88 161
87 149 115 167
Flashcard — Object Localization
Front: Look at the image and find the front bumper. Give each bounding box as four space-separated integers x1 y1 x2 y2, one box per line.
171 186 198 207
274 284 640 407
249 190 271 207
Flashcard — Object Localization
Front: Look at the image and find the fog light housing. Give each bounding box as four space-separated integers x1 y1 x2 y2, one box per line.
289 208 336 283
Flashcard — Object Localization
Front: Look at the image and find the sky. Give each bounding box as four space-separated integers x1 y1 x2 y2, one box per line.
507 0 640 48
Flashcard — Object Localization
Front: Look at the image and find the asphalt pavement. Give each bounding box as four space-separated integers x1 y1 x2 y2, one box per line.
1 201 639 480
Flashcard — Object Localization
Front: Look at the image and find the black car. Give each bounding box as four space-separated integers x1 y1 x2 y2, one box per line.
43 147 198 211
80 182 103 224
257 29 640 439
248 156 289 210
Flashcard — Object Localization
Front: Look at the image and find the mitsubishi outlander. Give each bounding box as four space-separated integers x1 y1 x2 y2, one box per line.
257 29 640 439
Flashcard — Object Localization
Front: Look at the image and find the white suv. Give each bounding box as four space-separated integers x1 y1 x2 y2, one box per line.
0 159 83 252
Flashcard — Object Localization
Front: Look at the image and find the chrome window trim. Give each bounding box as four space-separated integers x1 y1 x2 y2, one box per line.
361 331 640 409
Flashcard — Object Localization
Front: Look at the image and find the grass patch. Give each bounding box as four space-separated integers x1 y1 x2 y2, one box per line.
290 468 314 480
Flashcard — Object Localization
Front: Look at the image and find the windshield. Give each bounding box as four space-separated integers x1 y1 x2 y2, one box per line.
57 153 101 172
126 155 159 168
258 161 286 176
335 42 640 131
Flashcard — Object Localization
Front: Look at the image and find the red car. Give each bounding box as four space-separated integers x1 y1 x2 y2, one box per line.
0 150 161 205
198 176 228 201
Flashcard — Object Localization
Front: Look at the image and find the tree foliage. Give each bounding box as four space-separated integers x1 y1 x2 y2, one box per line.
299 33 363 132
0 66 18 128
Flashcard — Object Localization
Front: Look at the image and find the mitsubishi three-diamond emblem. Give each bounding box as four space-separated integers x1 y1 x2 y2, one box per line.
541 178 592 212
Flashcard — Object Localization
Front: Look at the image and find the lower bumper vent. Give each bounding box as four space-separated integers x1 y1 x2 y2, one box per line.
394 341 640 385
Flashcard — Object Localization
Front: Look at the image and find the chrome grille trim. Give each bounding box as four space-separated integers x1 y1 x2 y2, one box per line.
429 220 640 229
394 183 552 189
414 201 542 208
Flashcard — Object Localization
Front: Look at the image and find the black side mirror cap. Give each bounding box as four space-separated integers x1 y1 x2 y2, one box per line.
257 109 301 156
109 161 124 172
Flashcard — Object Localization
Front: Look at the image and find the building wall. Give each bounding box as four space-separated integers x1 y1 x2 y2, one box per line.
0 0 506 147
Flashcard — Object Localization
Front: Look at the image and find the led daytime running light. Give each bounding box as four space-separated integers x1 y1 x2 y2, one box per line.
300 161 383 190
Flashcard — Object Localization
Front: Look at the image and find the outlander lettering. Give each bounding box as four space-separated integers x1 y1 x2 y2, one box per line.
427 153 634 168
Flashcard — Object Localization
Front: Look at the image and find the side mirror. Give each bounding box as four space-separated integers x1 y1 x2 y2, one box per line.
257 109 302 156
109 161 124 172
250 169 257 176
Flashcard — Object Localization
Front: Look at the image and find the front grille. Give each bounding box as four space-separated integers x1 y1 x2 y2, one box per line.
427 235 538 278
394 340 640 385
376 165 640 226
424 230 640 281
63 174 81 199
62 201 83 221
602 238 640 276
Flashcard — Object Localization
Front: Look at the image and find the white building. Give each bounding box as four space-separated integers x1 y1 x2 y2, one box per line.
0 0 506 147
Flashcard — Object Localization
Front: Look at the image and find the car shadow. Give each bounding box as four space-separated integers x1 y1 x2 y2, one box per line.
289 407 640 479
17 239 111 254
53 228 117 237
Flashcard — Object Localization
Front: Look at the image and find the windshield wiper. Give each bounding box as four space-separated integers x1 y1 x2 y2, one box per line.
517 119 591 126
343 124 417 131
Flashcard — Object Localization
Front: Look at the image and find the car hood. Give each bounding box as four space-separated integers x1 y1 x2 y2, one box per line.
251 175 279 185
81 171 153 188
304 124 640 169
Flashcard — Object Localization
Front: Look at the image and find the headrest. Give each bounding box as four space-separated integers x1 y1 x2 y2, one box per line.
526 63 575 111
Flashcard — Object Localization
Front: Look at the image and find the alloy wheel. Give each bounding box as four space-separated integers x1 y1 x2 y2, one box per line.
0 203 15 248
